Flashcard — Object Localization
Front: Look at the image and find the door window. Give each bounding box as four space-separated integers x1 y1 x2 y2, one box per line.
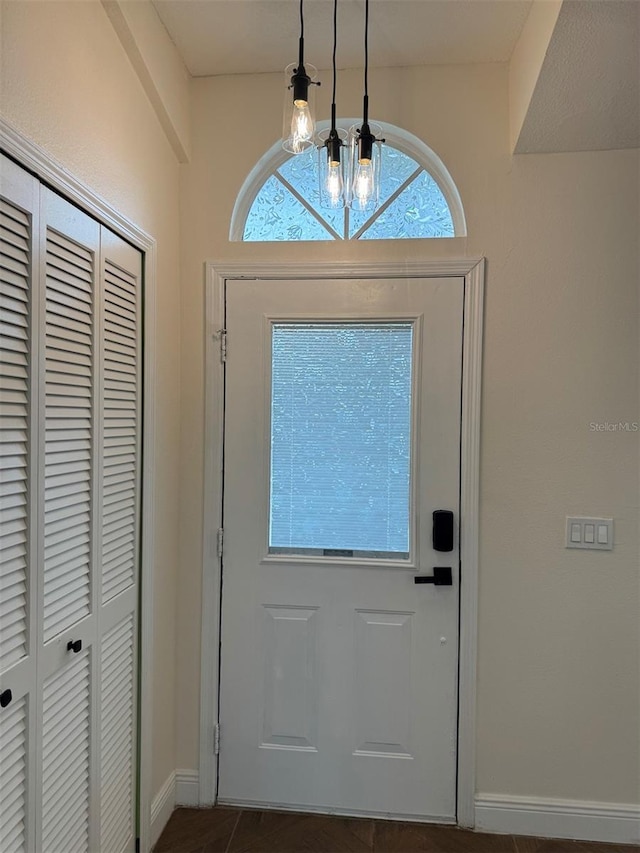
269 322 414 559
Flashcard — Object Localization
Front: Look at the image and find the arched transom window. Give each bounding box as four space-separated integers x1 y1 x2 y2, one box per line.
230 123 466 242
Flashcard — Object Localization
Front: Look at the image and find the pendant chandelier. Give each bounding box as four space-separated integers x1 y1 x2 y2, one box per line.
282 0 384 211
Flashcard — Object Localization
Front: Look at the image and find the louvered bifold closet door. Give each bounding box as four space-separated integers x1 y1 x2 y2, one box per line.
1 162 142 853
0 154 39 853
37 189 100 853
98 229 141 853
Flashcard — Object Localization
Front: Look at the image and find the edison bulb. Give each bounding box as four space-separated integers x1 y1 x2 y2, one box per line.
354 158 374 207
290 100 313 153
326 161 343 205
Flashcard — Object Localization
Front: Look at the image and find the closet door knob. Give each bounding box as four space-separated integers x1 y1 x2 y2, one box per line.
67 639 82 653
0 689 12 708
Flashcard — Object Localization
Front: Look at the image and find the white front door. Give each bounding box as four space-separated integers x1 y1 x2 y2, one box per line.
218 276 463 821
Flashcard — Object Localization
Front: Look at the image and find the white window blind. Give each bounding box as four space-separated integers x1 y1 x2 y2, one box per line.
269 323 413 557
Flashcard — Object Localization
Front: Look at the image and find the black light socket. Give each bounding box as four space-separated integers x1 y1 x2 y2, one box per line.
291 66 311 103
327 131 342 164
357 126 374 163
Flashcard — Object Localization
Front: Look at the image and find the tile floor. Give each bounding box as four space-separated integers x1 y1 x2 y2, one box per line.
154 807 639 853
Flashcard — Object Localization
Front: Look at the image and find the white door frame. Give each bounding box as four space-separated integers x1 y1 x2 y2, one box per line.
1 118 158 853
201 258 484 828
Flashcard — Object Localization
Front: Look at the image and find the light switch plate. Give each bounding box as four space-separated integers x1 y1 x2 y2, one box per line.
566 517 613 550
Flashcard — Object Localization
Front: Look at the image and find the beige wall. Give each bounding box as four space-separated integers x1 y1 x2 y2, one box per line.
180 64 639 804
2 0 638 811
0 0 182 798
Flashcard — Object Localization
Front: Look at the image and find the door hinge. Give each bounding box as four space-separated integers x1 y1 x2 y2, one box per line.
216 528 224 558
214 722 221 755
135 838 140 853
218 329 227 363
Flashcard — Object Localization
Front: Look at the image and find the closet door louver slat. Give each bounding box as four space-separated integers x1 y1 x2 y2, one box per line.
43 228 94 643
0 697 28 852
100 614 136 853
102 260 138 604
36 192 101 852
0 159 38 853
41 653 91 853
95 233 140 853
0 197 31 674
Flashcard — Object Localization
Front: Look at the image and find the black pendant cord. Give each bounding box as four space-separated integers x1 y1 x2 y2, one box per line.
292 0 319 91
358 0 383 148
329 0 339 142
298 0 305 71
363 0 369 127
290 0 319 103
332 0 337 122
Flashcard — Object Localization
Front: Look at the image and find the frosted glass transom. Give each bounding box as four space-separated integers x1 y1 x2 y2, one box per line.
242 140 456 242
243 174 333 241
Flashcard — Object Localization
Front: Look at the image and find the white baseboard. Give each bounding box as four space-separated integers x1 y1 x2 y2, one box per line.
149 769 200 848
176 769 200 807
475 794 640 846
150 771 176 848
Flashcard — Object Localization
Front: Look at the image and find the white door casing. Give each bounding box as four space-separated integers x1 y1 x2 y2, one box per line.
212 272 475 821
201 261 483 826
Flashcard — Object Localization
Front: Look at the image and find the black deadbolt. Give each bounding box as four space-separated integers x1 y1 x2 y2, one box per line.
433 510 454 552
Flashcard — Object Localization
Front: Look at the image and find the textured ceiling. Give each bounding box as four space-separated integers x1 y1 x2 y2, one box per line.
151 0 533 77
516 0 640 153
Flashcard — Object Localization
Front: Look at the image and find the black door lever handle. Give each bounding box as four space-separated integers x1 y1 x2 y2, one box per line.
414 567 452 586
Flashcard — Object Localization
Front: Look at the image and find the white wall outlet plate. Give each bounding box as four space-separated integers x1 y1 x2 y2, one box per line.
566 517 614 550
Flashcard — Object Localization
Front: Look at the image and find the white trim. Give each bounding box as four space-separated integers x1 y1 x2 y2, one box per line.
0 118 158 853
138 236 157 853
456 259 484 827
475 794 640 846
201 259 484 826
199 265 225 805
229 120 467 241
150 770 201 847
176 770 201 807
150 771 176 848
207 260 480 281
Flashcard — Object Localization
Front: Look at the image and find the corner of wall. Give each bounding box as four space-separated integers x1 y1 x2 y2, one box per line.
101 0 191 163
508 0 563 152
